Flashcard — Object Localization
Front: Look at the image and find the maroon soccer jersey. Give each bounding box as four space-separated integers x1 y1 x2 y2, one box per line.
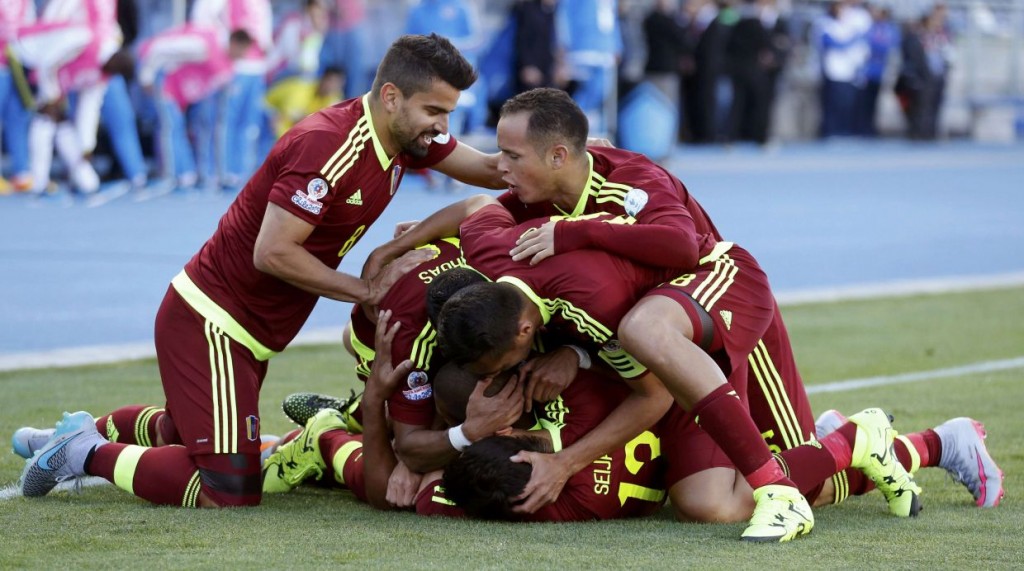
498 146 721 269
348 238 466 426
180 95 456 352
460 204 673 376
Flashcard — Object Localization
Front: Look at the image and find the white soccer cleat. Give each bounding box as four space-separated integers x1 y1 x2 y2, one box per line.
20 411 107 497
814 409 848 439
934 418 1004 508
12 426 56 459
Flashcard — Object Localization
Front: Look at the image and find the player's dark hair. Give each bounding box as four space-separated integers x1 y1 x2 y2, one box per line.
425 267 489 326
433 362 514 425
372 34 477 97
499 88 588 155
442 435 549 520
436 282 522 366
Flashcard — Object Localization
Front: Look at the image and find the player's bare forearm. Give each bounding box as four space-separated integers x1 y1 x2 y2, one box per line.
361 390 398 510
393 423 461 473
367 194 499 270
254 202 374 303
555 374 673 475
433 142 505 189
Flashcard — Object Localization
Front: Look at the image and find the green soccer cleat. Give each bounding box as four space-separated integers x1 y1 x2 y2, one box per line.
262 408 347 493
281 390 362 434
849 408 923 517
741 484 814 543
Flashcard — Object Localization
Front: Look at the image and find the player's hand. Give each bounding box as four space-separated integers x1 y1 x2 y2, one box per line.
393 220 419 239
586 136 615 148
510 451 572 513
385 459 422 508
365 248 435 306
365 309 413 402
510 221 557 265
518 348 577 412
462 374 525 442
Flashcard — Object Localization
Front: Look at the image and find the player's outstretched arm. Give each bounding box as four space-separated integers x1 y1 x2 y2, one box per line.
431 141 505 189
362 310 413 510
362 194 499 280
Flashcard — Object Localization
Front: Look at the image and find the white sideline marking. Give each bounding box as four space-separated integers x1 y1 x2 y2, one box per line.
3 273 1022 373
807 357 1024 394
0 477 110 500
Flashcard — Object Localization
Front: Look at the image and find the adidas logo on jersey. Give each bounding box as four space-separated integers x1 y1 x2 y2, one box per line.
346 190 363 205
719 310 733 330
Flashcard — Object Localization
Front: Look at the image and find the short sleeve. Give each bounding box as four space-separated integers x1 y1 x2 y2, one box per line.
267 130 346 225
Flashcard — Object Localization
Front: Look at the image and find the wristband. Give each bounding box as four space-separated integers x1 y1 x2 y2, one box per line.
447 424 472 451
566 345 592 370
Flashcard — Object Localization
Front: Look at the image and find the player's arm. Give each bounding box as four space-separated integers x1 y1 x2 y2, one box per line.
360 310 411 510
254 203 431 305
431 141 504 189
393 376 525 472
362 194 499 279
511 372 673 513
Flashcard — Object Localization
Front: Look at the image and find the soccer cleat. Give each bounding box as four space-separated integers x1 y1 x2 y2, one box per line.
814 409 847 439
741 484 814 543
259 434 281 466
262 408 346 493
849 408 923 517
12 426 56 459
20 411 107 497
282 390 362 433
933 418 1004 508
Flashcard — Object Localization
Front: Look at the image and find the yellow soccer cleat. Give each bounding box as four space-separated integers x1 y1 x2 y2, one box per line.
849 408 923 517
262 408 346 493
741 484 814 543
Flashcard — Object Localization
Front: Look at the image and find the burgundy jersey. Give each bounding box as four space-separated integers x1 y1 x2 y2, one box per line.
498 146 720 269
348 238 466 426
417 370 667 521
460 204 673 377
180 95 456 352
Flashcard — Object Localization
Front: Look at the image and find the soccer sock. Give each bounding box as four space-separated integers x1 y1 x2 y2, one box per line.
895 429 941 472
773 423 859 501
319 429 367 502
87 443 201 507
95 406 166 446
692 384 796 489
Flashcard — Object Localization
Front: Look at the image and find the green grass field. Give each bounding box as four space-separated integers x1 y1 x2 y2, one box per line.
1 288 1021 569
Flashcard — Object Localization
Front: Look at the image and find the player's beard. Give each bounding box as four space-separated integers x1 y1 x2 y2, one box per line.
393 117 434 159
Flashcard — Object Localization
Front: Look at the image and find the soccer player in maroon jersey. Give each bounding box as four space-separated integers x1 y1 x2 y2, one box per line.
266 236 523 507
378 197 921 540
17 34 516 509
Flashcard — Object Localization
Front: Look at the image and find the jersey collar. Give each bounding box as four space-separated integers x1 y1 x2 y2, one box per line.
495 276 551 325
362 94 395 171
559 152 596 218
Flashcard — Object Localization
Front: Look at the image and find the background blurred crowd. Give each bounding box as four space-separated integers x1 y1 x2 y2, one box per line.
0 0 1019 196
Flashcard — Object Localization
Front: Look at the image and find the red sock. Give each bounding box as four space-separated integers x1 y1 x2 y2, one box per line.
775 422 858 496
692 384 795 489
319 430 366 502
894 429 940 470
95 406 166 446
87 443 202 507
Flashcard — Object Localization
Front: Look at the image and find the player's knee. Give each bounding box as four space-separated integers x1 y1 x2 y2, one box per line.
672 494 751 523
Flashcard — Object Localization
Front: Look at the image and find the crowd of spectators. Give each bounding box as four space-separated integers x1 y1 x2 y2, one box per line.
0 0 962 197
